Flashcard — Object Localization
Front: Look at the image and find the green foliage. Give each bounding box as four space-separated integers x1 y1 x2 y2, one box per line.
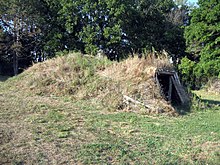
183 0 220 87
178 57 196 88
40 0 186 58
75 0 125 55
1 0 188 70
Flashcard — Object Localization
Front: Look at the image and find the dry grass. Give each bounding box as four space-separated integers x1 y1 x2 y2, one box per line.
0 52 219 164
100 54 173 81
207 79 220 94
0 87 219 164
99 54 176 115
6 52 177 115
12 53 110 97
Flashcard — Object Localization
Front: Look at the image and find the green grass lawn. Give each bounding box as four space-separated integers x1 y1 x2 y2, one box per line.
0 81 219 164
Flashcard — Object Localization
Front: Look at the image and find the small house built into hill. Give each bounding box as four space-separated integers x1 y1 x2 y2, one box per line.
155 69 190 105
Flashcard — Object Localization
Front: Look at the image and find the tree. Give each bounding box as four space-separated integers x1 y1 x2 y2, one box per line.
76 0 126 56
58 0 186 60
162 0 190 61
182 0 220 87
0 0 42 75
1 0 189 71
0 27 14 75
122 0 185 57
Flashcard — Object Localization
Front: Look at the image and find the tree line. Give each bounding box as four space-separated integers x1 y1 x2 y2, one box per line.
0 0 219 88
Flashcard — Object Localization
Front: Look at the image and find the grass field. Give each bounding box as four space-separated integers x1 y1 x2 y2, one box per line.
0 77 220 164
194 90 220 106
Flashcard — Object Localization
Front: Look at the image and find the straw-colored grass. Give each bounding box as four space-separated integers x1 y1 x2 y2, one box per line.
6 52 177 115
207 79 220 95
1 52 219 164
99 54 176 115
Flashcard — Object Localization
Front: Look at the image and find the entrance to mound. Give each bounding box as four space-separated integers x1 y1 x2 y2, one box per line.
155 71 189 106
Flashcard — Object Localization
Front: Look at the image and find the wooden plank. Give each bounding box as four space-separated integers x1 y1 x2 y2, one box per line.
157 71 175 75
171 76 185 104
173 73 190 103
168 76 172 101
123 95 154 110
171 76 190 104
173 72 181 85
156 71 189 105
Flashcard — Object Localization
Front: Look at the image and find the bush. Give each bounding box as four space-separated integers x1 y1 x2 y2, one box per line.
179 56 220 89
178 57 196 88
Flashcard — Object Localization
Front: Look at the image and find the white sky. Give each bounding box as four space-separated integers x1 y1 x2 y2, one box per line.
188 0 198 4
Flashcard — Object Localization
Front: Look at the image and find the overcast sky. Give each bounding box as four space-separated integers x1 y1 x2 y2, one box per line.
188 0 198 4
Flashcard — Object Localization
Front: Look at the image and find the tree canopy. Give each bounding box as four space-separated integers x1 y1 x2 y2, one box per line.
1 1 186 53
180 0 220 87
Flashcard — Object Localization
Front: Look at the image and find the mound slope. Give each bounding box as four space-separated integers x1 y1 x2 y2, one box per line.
12 53 188 115
207 79 220 94
98 56 177 115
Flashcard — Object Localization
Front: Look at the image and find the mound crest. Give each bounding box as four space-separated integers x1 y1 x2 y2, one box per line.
14 53 188 115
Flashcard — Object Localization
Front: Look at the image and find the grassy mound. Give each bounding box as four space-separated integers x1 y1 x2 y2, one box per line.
15 53 110 96
9 52 177 115
1 53 220 164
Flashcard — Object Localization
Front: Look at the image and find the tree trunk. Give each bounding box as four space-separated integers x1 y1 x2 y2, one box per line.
13 15 20 76
13 53 18 75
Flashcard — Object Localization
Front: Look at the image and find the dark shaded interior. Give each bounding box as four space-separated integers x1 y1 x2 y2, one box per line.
157 73 181 106
170 84 181 106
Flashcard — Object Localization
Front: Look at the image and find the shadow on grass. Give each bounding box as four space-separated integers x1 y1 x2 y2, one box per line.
0 75 10 82
201 99 220 107
174 102 191 115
